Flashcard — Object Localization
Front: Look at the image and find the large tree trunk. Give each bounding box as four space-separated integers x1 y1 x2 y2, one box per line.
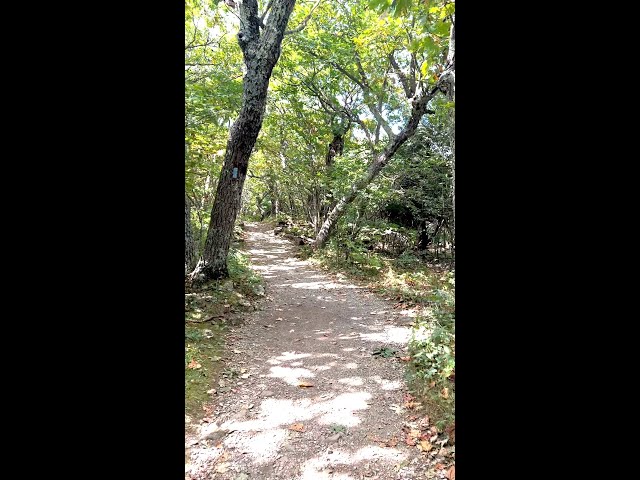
185 194 196 275
189 0 297 281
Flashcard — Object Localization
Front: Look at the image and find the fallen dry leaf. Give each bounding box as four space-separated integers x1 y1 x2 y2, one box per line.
298 382 314 388
386 437 398 447
289 423 305 432
441 387 449 399
215 463 229 474
446 424 455 444
405 436 417 446
399 356 411 362
405 428 420 446
435 463 446 470
187 359 202 369
447 465 455 480
418 440 433 452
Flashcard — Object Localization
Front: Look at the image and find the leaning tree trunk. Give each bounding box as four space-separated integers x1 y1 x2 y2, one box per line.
185 194 196 275
189 0 297 281
314 89 439 247
314 20 455 249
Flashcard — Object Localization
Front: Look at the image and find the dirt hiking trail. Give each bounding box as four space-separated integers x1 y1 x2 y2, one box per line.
186 222 443 480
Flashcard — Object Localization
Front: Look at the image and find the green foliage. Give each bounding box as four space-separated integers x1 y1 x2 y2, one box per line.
330 424 347 433
227 248 263 289
372 346 398 358
184 0 455 431
185 322 226 418
393 251 422 268
185 329 204 341
407 282 455 426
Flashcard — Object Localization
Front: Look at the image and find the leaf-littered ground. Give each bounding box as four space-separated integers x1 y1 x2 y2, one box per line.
185 222 455 480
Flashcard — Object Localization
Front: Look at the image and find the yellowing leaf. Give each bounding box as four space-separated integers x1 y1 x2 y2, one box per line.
187 359 202 369
289 423 305 432
421 61 429 77
405 428 421 446
418 440 433 452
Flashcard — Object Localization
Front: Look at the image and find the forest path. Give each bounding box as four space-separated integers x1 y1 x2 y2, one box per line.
186 222 431 480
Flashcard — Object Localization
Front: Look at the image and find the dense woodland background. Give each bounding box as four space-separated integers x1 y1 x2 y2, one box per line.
185 0 455 429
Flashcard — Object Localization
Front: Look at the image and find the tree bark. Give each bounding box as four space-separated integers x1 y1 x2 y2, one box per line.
185 194 196 275
189 0 297 281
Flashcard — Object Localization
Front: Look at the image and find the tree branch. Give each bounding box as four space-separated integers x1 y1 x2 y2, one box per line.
260 0 275 22
305 48 393 141
353 55 394 139
446 15 455 67
284 0 322 35
388 52 413 99
410 53 418 92
185 41 216 50
374 75 388 143
302 78 376 152
247 169 265 179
